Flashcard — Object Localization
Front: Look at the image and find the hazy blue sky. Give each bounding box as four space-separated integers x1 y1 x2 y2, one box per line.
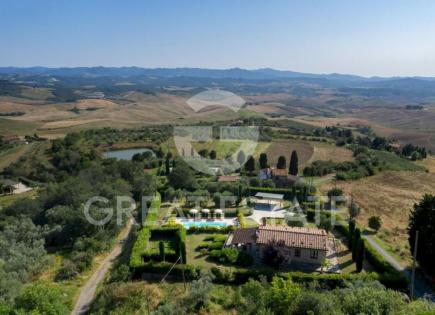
1 0 435 76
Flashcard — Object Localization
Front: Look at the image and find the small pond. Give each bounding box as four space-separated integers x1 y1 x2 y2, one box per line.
104 148 154 160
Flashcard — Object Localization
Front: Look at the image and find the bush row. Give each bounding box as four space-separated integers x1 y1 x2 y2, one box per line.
333 218 408 291
131 260 402 290
185 225 235 234
363 240 409 290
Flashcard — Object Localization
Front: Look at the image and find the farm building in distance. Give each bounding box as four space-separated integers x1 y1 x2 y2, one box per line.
227 225 328 266
1 134 22 145
259 167 301 187
218 175 240 182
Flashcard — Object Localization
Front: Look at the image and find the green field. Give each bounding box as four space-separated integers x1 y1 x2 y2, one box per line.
372 150 426 172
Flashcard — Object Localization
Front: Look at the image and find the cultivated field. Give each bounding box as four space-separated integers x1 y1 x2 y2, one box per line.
308 141 354 164
265 140 314 167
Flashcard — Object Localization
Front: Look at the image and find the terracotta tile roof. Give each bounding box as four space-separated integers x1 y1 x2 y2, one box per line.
218 175 240 182
257 226 327 251
271 168 288 177
231 225 327 251
231 228 257 245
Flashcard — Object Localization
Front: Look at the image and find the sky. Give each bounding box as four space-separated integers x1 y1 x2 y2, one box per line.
1 0 435 77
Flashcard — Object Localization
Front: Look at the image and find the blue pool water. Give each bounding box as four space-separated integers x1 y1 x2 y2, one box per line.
182 221 228 229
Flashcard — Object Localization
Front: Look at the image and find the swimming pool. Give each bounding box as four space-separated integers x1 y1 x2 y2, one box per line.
182 221 228 229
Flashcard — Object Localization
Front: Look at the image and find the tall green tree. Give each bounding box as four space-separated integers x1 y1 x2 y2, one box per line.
277 156 286 169
259 153 268 169
245 156 256 174
165 157 170 176
408 194 435 275
289 150 299 175
168 162 197 190
356 239 365 272
269 277 301 315
349 219 356 248
352 228 361 261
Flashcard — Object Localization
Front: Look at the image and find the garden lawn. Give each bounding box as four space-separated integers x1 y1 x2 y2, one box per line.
186 233 228 269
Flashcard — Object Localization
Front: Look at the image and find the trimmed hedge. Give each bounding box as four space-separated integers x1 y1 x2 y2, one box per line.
131 261 201 279
142 194 161 225
130 226 151 268
363 239 409 290
176 226 187 264
130 194 161 268
186 225 234 234
130 193 188 269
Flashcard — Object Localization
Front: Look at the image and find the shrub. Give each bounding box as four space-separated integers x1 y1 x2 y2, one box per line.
368 216 382 232
14 283 69 315
219 248 239 264
55 259 79 281
71 251 93 272
109 264 132 283
237 251 254 267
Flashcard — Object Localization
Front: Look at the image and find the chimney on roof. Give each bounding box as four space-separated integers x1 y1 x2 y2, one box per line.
262 217 267 226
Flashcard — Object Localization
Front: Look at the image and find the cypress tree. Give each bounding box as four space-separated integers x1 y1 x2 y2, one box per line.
352 228 361 261
165 157 170 175
259 153 268 169
289 150 299 175
356 239 365 272
277 155 286 169
245 155 256 174
349 219 356 248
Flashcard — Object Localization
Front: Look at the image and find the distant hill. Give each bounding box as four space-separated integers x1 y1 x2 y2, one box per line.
0 66 370 81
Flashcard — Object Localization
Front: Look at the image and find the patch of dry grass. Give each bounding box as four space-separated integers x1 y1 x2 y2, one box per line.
266 139 314 168
309 141 354 164
415 155 435 173
320 171 435 265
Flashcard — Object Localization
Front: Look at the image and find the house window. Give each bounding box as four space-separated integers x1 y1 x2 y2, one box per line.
310 250 319 259
295 248 301 257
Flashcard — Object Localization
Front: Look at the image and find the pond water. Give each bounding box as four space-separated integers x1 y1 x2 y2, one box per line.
104 148 154 160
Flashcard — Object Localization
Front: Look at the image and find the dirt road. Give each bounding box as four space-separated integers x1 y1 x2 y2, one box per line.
363 233 434 301
71 218 135 315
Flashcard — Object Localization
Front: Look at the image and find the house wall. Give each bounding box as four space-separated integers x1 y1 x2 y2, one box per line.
258 244 326 265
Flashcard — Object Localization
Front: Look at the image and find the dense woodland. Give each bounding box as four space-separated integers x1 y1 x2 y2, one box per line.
0 131 158 308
